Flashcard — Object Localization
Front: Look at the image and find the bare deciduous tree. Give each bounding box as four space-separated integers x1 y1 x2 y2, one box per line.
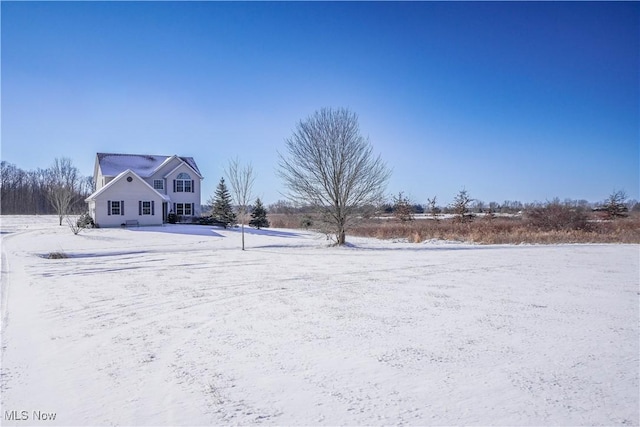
427 195 439 221
226 158 255 250
48 158 81 226
278 107 391 245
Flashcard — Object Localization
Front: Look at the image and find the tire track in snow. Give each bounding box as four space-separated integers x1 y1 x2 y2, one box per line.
125 264 376 424
131 276 364 424
6 220 637 425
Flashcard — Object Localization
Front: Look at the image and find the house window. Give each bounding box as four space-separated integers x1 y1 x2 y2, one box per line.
174 173 192 193
175 203 192 216
138 200 156 215
110 201 121 215
138 201 155 216
153 180 164 190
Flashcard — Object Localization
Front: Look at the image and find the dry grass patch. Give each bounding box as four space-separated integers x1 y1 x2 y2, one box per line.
46 251 69 259
350 215 640 244
270 213 640 244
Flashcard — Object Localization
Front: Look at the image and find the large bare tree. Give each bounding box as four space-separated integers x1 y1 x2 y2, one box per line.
278 108 391 245
225 158 255 250
48 158 81 225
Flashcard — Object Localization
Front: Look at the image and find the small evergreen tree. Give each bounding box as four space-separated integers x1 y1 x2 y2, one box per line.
451 188 474 223
210 177 236 228
300 215 313 229
392 192 414 222
249 197 270 229
602 190 628 219
427 196 440 221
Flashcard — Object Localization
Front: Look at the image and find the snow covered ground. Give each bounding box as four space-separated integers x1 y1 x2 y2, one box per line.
1 215 638 426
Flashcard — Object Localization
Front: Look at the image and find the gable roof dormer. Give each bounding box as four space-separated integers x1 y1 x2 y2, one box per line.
85 169 170 202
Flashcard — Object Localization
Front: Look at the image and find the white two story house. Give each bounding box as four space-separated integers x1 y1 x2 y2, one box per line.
85 153 203 227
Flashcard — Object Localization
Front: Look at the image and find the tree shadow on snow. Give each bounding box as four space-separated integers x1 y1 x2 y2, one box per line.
226 227 304 238
341 242 511 252
129 224 224 238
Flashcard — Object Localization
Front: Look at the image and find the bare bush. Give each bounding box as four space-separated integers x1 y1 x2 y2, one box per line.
47 251 69 259
66 216 83 235
526 201 590 231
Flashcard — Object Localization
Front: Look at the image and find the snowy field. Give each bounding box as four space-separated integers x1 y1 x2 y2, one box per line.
1 215 638 426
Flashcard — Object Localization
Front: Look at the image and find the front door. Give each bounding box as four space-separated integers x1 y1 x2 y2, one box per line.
162 202 168 223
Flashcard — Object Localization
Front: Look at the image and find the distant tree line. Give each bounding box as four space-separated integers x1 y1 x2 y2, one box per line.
378 193 640 217
268 190 640 219
1 159 92 216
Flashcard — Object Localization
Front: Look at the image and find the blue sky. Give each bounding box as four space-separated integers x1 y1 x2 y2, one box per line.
2 1 638 206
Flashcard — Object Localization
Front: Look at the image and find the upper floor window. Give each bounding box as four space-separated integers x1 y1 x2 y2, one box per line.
153 179 164 190
174 172 192 193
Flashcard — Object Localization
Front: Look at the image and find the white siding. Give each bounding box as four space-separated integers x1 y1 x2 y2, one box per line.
92 173 164 227
165 164 201 217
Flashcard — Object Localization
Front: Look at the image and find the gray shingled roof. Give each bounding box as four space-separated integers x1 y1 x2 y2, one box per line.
97 153 202 178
